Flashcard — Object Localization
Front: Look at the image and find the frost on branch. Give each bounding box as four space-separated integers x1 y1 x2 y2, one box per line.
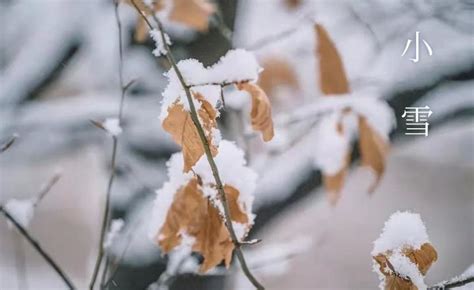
150 29 171 57
104 218 125 249
311 23 394 203
149 141 257 272
372 211 438 290
103 117 123 136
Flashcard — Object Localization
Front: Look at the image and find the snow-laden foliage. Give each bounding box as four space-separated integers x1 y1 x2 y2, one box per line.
372 211 437 290
372 211 429 255
159 49 262 121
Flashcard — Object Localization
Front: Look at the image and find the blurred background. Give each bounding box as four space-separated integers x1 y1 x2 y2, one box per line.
0 0 473 289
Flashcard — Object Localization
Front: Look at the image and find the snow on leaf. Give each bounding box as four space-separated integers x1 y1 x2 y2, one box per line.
372 211 437 290
162 93 218 172
237 82 274 142
358 116 390 193
154 178 250 273
315 23 350 95
169 0 215 32
159 49 261 121
312 22 393 199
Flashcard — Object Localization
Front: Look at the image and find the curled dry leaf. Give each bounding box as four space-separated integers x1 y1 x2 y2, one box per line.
314 23 391 199
162 93 218 172
169 0 215 32
322 120 349 205
315 23 350 95
156 178 250 272
358 116 389 193
373 243 438 290
237 82 275 142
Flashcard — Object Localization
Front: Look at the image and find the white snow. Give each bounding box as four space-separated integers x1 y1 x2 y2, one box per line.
149 153 193 240
312 112 351 175
150 29 172 57
104 218 125 249
3 198 36 228
193 140 257 224
149 140 257 244
387 250 427 290
159 49 261 121
372 211 430 255
103 117 122 136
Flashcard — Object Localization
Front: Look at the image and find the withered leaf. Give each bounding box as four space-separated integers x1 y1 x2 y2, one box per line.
237 82 275 142
373 243 438 290
169 0 215 32
322 117 349 205
156 178 250 272
162 93 218 172
259 57 299 98
358 116 389 193
315 23 350 95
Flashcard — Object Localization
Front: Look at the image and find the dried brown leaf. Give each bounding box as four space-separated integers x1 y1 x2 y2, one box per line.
156 178 250 272
237 82 275 142
358 116 389 193
258 57 299 98
169 0 215 32
285 0 302 9
315 24 350 95
373 243 438 290
162 93 218 172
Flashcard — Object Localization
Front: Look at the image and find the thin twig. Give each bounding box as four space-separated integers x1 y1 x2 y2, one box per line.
130 1 264 288
89 1 130 289
0 134 18 153
245 14 313 51
428 276 474 290
0 206 76 289
33 172 61 207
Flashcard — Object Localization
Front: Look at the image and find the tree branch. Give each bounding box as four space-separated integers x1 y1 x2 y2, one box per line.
89 1 130 289
0 134 18 153
428 275 474 290
0 206 76 289
130 1 264 289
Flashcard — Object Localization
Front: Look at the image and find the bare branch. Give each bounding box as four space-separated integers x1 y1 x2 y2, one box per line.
0 134 18 153
429 275 474 290
130 1 264 288
0 206 76 289
89 1 131 288
33 172 62 207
